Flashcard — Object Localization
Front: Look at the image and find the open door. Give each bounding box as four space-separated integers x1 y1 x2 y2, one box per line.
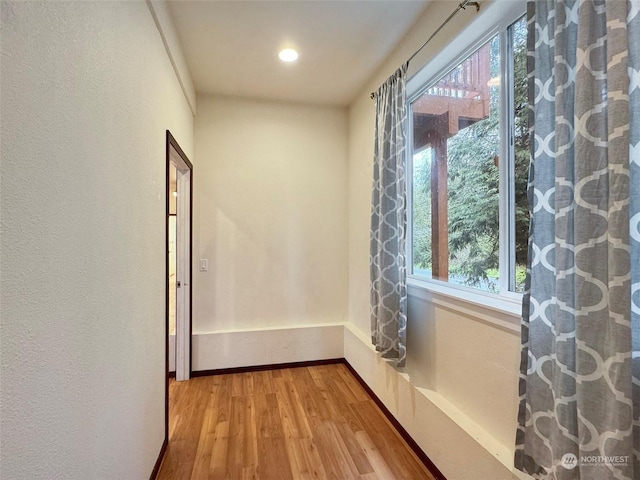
166 131 192 382
165 131 193 441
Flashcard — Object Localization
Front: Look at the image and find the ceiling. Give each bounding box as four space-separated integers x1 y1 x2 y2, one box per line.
167 0 430 106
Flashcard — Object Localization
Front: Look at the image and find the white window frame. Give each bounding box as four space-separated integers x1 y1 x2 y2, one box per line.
405 0 527 314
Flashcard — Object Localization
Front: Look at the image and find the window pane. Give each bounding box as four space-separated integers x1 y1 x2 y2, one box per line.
412 148 433 279
512 15 529 292
411 34 501 292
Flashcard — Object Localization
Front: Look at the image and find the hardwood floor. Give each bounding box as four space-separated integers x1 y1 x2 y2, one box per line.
157 363 436 480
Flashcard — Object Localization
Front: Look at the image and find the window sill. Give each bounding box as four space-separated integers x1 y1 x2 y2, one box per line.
406 276 522 334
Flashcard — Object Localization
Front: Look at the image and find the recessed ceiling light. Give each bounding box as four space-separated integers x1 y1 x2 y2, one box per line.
279 48 298 62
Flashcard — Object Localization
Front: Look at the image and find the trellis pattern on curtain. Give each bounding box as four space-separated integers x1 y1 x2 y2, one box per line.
515 1 640 479
370 63 408 367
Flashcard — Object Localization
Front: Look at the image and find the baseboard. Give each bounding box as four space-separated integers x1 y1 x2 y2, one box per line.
192 357 344 377
342 359 447 480
149 438 167 480
192 323 344 371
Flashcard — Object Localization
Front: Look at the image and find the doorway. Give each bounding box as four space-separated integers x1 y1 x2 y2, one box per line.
165 131 193 439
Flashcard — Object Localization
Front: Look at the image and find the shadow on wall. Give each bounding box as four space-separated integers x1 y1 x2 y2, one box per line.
406 295 438 391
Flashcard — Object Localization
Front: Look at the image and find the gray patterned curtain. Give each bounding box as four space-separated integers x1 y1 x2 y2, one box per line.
370 63 408 367
515 1 640 479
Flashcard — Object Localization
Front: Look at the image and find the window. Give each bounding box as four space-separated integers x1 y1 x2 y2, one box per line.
408 14 528 296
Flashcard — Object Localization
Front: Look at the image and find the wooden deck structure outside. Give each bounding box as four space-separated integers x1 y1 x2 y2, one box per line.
411 45 491 281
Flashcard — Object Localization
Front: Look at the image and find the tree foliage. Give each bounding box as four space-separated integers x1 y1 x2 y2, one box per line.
412 19 529 291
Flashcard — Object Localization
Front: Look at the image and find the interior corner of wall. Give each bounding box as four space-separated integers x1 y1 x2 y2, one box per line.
146 0 197 116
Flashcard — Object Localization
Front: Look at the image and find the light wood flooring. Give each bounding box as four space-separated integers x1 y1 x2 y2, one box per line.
157 363 436 480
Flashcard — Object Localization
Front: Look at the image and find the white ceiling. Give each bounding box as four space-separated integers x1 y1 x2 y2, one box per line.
167 0 429 106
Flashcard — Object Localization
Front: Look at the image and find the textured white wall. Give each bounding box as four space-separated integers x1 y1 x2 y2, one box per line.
0 1 193 479
347 0 524 476
193 94 348 336
147 0 197 115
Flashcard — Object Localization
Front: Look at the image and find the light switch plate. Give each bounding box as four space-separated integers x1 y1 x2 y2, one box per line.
199 259 208 272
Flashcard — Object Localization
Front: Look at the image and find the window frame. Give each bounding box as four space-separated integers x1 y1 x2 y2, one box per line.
405 1 527 308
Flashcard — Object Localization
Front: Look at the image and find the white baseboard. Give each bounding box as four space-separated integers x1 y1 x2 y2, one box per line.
343 324 524 480
191 323 345 371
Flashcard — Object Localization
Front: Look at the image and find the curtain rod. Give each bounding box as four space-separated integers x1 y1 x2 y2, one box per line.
370 0 480 100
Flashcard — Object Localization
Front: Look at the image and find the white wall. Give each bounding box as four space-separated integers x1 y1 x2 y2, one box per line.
346 1 526 478
0 2 193 479
192 94 348 370
147 0 197 116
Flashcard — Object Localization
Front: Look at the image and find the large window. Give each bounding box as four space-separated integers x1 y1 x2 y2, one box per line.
408 14 528 295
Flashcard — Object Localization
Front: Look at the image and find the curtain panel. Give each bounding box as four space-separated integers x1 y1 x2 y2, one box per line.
516 1 640 479
370 63 408 367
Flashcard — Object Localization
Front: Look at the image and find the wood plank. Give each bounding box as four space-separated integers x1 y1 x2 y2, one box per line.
359 473 382 480
335 421 374 476
275 378 313 439
226 395 257 479
252 370 275 395
285 436 327 479
209 420 230 479
349 400 433 480
189 392 218 479
334 364 370 402
355 430 396 480
158 378 211 479
255 393 294 480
